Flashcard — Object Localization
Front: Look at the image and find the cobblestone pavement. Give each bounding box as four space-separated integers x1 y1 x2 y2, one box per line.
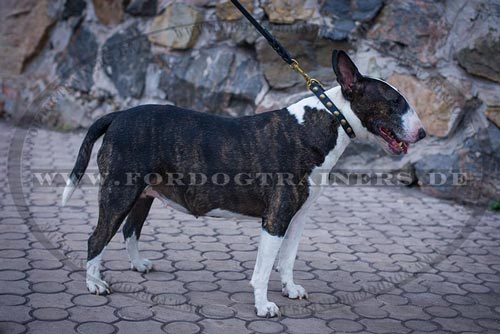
1 121 499 334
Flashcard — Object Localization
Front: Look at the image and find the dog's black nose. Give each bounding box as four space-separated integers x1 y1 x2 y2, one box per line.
418 128 426 140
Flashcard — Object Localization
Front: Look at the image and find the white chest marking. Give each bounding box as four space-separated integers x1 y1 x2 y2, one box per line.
309 129 350 189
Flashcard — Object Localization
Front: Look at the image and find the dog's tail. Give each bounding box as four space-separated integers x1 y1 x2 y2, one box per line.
62 112 119 206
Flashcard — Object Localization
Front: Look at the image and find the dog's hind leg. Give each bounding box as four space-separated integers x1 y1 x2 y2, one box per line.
86 182 142 295
122 196 154 273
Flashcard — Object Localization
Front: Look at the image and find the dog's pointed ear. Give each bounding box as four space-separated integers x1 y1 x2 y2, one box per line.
332 50 363 100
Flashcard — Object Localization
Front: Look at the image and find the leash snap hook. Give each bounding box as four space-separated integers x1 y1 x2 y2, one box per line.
289 59 323 90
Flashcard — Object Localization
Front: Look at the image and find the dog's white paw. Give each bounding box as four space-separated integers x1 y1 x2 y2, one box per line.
86 275 111 295
282 282 308 300
255 301 281 318
131 258 153 273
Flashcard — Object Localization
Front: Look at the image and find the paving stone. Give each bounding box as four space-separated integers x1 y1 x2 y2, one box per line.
433 317 483 333
443 293 475 305
142 271 176 282
151 305 201 323
69 305 119 323
246 320 284 333
72 294 108 306
231 302 259 320
453 304 499 320
32 281 66 293
476 318 500 331
200 318 250 334
111 281 145 294
144 280 187 296
32 307 69 321
153 293 188 306
361 318 411 334
0 322 26 334
353 305 389 319
0 250 26 258
27 320 78 334
76 322 116 334
117 305 154 320
0 294 26 306
202 251 232 260
382 304 431 321
27 268 70 282
186 290 232 306
376 294 409 306
115 320 163 334
0 280 30 295
162 321 201 334
327 319 365 332
184 281 219 292
404 292 449 307
173 260 205 271
281 317 331 334
316 305 359 321
469 292 500 306
0 305 32 323
423 305 458 318
200 304 236 319
0 269 26 281
403 319 439 332
460 282 492 293
230 292 254 304
214 271 247 282
29 292 75 309
228 243 256 251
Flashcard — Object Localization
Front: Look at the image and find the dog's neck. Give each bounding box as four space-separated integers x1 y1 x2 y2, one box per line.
286 85 367 172
287 86 367 141
324 86 367 140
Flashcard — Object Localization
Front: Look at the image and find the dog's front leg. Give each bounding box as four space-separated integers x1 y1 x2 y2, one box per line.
250 228 283 317
277 209 308 300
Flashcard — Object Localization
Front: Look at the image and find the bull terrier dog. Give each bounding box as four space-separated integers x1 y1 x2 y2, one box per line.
62 50 426 317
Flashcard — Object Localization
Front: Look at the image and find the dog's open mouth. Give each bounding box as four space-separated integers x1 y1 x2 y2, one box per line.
380 127 408 154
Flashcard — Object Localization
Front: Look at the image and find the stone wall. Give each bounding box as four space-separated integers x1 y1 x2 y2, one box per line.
0 0 499 205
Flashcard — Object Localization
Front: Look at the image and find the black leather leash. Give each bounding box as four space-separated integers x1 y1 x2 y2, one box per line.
230 0 356 138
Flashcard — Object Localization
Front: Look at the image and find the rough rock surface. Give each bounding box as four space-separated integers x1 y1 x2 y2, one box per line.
62 0 86 19
159 47 265 116
415 124 500 204
256 26 333 89
216 0 253 21
387 73 469 138
148 3 203 49
367 0 448 66
102 26 151 98
486 107 500 128
0 0 57 75
92 0 124 25
263 0 315 24
56 27 98 93
320 0 383 40
126 0 157 17
457 34 500 83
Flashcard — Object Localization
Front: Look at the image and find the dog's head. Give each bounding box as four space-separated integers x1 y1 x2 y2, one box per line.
332 50 426 155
